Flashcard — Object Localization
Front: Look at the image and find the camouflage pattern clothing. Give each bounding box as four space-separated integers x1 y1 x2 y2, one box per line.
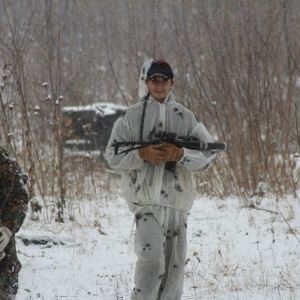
106 59 216 299
0 147 29 300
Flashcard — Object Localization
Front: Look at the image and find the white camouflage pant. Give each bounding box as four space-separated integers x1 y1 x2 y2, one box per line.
131 206 187 300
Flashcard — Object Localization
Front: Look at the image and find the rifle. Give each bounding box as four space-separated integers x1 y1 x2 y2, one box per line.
112 131 226 155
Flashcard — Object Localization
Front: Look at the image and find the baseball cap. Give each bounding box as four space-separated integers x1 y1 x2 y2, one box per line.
147 59 174 80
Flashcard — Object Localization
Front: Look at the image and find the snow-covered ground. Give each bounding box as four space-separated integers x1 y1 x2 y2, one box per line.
15 176 300 300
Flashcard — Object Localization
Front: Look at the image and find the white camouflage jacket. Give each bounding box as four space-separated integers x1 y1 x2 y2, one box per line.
105 91 216 214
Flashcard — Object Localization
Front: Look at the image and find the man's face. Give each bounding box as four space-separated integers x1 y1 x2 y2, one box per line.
146 76 174 103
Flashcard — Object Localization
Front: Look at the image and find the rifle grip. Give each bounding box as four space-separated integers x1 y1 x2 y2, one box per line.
114 145 119 155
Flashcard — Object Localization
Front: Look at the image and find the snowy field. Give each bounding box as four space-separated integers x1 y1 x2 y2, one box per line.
15 174 300 300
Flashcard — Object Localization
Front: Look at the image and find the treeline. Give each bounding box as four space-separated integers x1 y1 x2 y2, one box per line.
0 0 299 219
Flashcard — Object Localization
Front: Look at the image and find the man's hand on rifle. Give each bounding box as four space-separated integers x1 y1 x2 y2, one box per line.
162 143 183 162
139 143 183 164
139 144 167 164
0 226 12 252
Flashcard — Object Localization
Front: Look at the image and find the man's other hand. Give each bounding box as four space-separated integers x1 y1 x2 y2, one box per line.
162 143 183 162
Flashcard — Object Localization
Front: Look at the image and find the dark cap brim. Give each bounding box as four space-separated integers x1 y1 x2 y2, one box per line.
148 72 171 80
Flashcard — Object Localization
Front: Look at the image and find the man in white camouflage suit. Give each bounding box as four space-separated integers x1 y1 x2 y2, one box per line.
106 59 216 300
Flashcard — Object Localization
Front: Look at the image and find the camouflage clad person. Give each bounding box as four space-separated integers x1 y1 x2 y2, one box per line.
0 146 29 300
106 59 216 299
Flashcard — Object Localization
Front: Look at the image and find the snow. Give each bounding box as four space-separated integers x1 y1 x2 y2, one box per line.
15 179 300 299
61 102 127 117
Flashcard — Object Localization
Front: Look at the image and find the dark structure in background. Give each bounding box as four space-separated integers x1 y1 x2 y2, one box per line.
61 102 127 158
